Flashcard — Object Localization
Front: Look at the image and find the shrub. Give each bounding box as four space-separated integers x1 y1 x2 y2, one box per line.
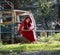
38 33 60 43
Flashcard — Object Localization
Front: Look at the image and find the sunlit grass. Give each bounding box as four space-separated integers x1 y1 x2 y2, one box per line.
0 43 60 52
0 33 60 52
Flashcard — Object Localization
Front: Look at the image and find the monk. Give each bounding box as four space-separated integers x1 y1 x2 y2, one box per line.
19 16 37 42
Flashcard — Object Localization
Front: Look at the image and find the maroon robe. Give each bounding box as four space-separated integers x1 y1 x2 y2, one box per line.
19 16 36 42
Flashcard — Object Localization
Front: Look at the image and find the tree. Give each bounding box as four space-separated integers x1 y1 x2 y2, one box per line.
35 0 58 29
10 0 20 9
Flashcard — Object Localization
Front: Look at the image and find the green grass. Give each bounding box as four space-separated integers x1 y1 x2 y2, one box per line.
0 43 60 52
0 33 60 53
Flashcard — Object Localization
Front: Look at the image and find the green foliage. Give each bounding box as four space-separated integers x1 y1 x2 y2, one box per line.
0 43 60 53
0 41 2 45
35 0 58 29
0 24 5 27
39 33 60 44
39 37 49 42
53 33 60 41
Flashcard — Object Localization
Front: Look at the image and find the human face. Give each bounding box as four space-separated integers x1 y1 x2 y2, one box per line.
26 18 30 23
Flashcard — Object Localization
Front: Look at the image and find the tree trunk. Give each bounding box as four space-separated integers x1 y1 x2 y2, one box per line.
11 0 20 9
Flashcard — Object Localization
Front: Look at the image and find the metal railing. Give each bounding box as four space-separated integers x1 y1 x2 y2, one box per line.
0 29 60 44
36 30 60 37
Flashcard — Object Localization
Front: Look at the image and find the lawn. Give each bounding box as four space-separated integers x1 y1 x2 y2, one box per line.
0 33 60 53
0 43 60 53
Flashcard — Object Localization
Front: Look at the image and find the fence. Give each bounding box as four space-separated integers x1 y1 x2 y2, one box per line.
36 30 60 37
0 29 60 44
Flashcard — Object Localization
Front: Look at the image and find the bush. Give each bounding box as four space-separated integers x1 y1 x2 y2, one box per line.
38 33 60 44
0 41 2 45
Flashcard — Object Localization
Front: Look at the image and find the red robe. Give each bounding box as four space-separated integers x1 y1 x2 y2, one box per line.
19 17 36 42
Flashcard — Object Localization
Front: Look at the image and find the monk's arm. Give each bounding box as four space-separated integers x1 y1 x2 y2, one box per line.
22 26 27 31
22 26 31 31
